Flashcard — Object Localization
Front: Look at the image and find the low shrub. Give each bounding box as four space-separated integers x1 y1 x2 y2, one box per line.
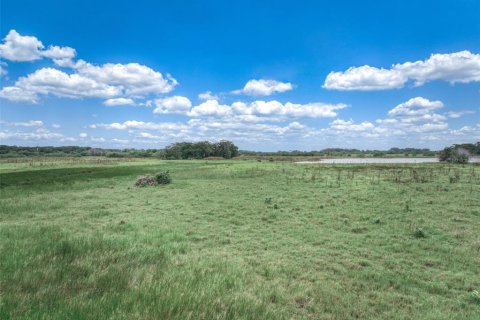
155 171 172 185
134 171 172 187
135 175 158 187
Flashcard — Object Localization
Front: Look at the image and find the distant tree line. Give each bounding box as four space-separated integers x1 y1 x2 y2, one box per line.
451 142 480 155
1 142 478 159
0 140 239 159
0 145 94 158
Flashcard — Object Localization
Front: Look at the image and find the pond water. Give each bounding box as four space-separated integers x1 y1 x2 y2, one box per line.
296 157 480 164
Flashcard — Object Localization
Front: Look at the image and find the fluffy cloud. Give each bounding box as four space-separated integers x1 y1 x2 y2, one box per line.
103 98 136 106
154 96 192 114
395 51 480 86
388 97 443 117
0 29 76 64
233 79 293 96
324 51 480 90
1 63 176 103
323 66 405 91
42 45 77 67
330 119 374 131
232 100 347 118
112 138 129 144
320 97 471 145
198 91 218 100
381 97 455 124
445 110 476 118
3 68 121 102
0 86 40 103
0 120 82 143
0 131 57 141
0 30 177 104
74 60 177 96
137 132 162 139
376 97 450 134
449 124 480 138
94 120 188 131
183 99 346 120
0 30 44 61
0 128 66 141
188 99 232 117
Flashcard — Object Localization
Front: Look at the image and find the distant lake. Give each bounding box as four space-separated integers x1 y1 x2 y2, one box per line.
297 157 480 164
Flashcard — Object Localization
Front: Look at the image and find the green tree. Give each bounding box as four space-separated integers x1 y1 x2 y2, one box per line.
214 140 239 159
438 146 469 164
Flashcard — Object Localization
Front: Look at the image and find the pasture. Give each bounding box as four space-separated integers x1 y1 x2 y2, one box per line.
1 158 479 319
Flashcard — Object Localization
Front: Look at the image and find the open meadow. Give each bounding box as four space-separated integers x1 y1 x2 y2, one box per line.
1 158 479 319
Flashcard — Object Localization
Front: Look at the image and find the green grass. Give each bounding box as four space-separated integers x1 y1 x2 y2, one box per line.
1 159 479 319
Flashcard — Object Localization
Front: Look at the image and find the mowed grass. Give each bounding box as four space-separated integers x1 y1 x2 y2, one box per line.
1 159 479 319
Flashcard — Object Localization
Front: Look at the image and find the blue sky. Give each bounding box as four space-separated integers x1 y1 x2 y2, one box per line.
0 0 479 151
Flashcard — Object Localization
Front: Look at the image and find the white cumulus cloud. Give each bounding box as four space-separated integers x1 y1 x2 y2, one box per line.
388 97 444 117
41 45 77 67
0 29 76 65
0 30 45 61
154 96 192 114
3 67 121 102
0 30 177 104
324 66 406 91
103 98 136 106
233 79 293 96
330 119 374 131
198 91 218 100
324 50 480 90
73 60 177 96
231 100 347 119
188 99 232 117
169 99 347 120
0 127 67 141
0 86 40 103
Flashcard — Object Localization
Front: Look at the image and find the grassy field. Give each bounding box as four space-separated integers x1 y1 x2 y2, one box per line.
1 158 479 319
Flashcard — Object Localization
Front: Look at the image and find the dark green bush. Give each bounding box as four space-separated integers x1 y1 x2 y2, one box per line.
438 147 469 164
155 171 172 184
